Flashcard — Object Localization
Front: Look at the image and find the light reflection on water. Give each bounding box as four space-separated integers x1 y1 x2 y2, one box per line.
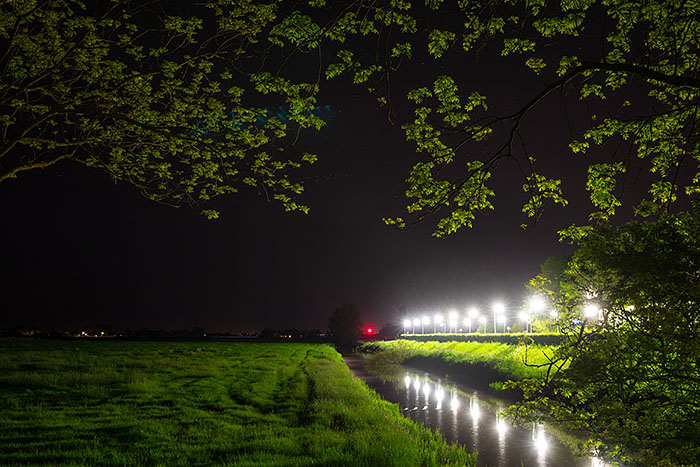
380 371 611 467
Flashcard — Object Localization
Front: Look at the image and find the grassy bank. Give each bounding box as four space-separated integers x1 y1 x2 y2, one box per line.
398 333 562 345
0 339 474 466
361 339 558 381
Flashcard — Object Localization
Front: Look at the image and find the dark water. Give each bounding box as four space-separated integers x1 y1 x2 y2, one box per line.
344 355 610 467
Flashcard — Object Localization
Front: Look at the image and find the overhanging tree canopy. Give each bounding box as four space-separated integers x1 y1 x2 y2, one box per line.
0 0 334 217
2 0 700 231
377 0 700 237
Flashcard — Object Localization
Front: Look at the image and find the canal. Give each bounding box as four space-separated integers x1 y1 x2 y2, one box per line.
344 355 610 467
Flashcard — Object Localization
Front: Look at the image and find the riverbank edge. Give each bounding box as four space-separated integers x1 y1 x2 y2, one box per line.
357 340 596 461
358 342 522 400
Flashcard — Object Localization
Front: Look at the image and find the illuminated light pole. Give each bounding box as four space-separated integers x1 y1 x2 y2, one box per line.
403 319 411 335
468 308 479 333
412 318 420 334
492 302 505 334
498 314 507 333
448 311 458 333
434 314 443 333
528 296 546 333
463 316 472 334
422 316 430 334
518 311 529 333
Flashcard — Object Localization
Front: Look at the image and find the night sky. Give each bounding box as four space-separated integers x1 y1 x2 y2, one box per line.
1 36 603 334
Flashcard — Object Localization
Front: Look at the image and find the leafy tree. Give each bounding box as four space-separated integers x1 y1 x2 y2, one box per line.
508 321 525 333
328 303 361 349
532 255 569 294
366 0 700 237
0 0 343 217
511 212 700 465
527 255 569 331
6 1 700 232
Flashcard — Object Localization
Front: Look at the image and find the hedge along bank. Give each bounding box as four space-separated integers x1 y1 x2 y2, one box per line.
398 333 562 346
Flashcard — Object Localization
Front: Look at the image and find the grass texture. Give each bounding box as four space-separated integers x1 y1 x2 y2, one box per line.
362 339 559 381
0 339 475 466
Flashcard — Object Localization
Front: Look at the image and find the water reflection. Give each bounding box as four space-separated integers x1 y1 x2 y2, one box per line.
370 369 613 467
533 423 548 467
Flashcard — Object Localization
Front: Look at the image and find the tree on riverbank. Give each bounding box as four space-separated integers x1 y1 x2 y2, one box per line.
328 304 361 349
514 212 700 466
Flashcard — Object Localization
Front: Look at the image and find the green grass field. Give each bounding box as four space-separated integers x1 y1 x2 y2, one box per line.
0 339 474 466
362 339 559 380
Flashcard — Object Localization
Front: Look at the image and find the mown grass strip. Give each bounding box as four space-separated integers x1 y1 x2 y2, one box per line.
0 339 474 466
362 339 558 380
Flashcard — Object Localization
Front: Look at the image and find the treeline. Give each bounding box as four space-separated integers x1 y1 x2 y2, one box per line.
1 326 245 339
258 328 325 340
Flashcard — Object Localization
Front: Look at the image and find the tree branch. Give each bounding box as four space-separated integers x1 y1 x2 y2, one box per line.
581 60 700 89
0 152 75 183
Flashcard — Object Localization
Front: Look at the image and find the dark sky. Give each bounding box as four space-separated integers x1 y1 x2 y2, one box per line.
1 34 599 333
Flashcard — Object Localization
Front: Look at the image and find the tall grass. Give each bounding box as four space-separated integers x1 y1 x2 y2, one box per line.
0 339 475 466
362 339 559 380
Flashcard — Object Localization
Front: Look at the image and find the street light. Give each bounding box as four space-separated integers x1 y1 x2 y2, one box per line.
412 318 420 334
584 304 600 319
467 308 479 333
448 311 458 333
492 302 505 334
422 316 431 334
498 314 507 333
526 296 546 333
518 311 529 333
403 319 411 335
529 296 545 313
434 314 443 333
463 317 472 333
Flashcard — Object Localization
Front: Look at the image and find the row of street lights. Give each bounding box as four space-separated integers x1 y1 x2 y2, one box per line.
402 297 564 334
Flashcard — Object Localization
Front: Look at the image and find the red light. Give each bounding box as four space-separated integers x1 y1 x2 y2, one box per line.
366 327 373 334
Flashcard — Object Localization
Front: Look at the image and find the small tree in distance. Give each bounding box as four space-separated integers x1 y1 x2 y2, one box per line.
328 304 361 351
